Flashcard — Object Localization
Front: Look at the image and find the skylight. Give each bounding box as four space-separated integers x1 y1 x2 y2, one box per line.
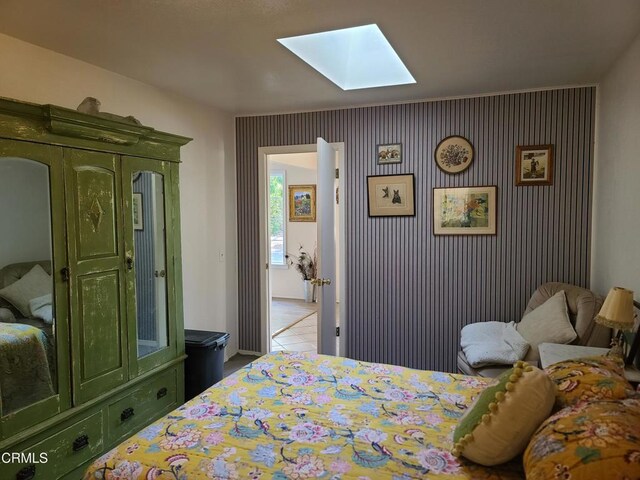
278 24 415 91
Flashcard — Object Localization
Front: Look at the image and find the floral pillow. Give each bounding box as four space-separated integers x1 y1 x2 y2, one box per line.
544 355 633 408
452 361 556 466
524 397 640 480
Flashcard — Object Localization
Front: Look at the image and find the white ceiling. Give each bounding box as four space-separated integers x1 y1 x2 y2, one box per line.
1 0 639 115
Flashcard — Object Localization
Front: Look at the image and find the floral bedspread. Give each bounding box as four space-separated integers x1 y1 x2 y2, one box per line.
0 322 53 414
83 352 524 479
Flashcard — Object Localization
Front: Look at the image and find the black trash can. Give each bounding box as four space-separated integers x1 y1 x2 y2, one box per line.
184 330 230 401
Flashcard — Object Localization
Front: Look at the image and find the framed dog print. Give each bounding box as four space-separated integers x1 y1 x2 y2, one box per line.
367 174 415 217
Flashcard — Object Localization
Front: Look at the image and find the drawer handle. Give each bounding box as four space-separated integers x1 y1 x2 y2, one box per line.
157 387 168 399
16 465 35 480
73 434 90 452
121 407 135 422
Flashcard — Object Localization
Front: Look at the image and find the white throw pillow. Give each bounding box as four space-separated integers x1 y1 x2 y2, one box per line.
29 294 54 324
516 290 576 362
0 264 52 318
461 321 530 367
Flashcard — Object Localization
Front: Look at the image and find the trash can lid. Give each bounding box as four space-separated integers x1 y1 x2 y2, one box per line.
184 329 230 348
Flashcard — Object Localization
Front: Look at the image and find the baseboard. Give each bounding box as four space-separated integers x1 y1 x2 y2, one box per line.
238 349 263 357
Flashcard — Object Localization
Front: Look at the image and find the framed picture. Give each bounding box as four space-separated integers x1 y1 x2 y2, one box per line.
132 193 143 230
377 143 402 165
433 186 497 235
516 145 553 185
288 185 316 222
367 174 415 217
434 135 474 174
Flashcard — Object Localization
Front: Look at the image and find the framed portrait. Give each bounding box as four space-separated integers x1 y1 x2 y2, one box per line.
433 186 497 235
516 145 553 186
132 193 143 230
367 174 415 217
288 185 316 222
377 143 402 165
434 135 474 174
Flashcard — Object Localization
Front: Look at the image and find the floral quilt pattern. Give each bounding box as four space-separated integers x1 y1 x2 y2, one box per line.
84 352 524 479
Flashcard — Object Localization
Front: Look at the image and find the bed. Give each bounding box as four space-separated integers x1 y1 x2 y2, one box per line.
0 261 57 413
0 322 54 414
83 351 524 479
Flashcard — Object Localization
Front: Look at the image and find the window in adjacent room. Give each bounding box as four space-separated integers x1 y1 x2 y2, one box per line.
269 170 286 266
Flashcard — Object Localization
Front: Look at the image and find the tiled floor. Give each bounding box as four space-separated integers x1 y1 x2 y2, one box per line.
271 313 317 353
270 298 318 337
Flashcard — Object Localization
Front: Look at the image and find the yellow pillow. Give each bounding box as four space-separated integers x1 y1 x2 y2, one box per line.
524 397 640 480
544 355 633 408
452 361 556 466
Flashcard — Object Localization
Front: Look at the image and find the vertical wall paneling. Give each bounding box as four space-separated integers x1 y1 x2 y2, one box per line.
133 174 156 341
236 87 596 372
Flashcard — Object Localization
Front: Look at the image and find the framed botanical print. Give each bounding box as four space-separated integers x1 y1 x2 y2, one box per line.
434 135 474 174
288 185 316 222
515 145 553 186
367 174 415 217
433 186 497 235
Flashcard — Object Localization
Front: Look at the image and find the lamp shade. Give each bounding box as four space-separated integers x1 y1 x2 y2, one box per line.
595 287 635 331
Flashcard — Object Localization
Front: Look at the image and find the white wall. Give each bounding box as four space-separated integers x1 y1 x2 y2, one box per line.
592 32 640 300
0 33 239 357
269 154 317 299
0 158 52 267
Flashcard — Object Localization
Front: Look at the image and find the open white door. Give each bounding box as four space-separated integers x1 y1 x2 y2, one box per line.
315 137 337 355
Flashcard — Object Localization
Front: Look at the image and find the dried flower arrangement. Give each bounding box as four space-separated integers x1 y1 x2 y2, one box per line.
285 245 317 281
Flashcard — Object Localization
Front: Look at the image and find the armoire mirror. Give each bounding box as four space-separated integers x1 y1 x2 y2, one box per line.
0 157 57 415
132 171 169 358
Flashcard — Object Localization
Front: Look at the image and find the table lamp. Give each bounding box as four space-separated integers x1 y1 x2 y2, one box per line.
595 287 637 362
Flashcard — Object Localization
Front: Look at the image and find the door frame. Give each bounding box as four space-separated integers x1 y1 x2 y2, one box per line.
257 142 346 356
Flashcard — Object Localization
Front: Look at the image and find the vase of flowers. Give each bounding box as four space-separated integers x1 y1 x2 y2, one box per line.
286 245 317 303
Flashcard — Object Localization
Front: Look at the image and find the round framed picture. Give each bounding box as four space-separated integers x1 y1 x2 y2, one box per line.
434 135 474 174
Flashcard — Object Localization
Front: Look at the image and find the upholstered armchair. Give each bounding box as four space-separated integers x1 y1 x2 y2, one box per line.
457 282 611 378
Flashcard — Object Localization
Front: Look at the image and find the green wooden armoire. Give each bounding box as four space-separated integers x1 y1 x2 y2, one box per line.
0 97 191 479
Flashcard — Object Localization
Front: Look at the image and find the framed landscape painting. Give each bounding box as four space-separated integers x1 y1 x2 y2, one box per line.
367 174 415 217
433 186 497 235
516 145 553 186
288 184 316 222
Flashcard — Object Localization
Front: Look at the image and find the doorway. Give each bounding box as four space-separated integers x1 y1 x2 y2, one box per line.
257 142 346 356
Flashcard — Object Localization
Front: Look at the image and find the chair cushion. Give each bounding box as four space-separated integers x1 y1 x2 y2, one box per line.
516 290 577 362
452 361 556 466
0 264 52 317
523 282 609 348
524 397 640 480
0 307 16 323
0 261 52 315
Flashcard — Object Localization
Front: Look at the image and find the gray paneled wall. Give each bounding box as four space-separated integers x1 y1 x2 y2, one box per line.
134 173 156 341
236 87 595 372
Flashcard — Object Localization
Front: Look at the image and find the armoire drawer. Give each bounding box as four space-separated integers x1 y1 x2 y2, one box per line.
2 410 103 480
107 367 178 444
